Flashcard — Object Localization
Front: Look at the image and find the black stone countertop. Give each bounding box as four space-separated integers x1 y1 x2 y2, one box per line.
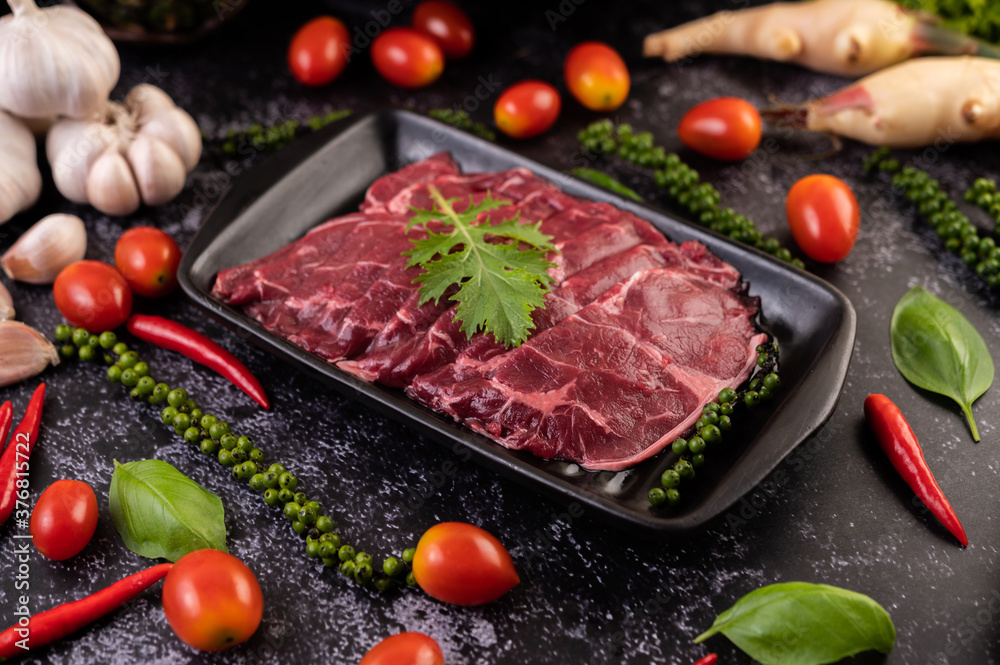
2 1 1000 663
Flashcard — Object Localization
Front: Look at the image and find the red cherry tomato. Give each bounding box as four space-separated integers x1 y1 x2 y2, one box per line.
372 27 444 89
412 522 519 606
412 0 474 60
677 97 762 161
494 81 561 139
30 480 98 561
785 174 860 263
359 632 445 665
288 17 351 86
113 227 182 298
53 261 132 333
564 42 630 111
162 549 263 652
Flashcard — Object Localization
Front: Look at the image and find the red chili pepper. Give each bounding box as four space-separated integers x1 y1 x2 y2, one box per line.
0 563 172 659
0 384 45 526
691 654 718 665
126 314 270 409
864 393 968 546
0 402 12 454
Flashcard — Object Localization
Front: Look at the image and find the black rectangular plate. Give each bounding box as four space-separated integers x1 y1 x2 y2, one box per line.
179 110 856 538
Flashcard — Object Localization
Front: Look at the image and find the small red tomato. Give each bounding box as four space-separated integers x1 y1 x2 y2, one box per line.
494 81 561 139
30 480 99 561
677 97 762 161
372 27 444 89
53 261 132 333
114 227 182 298
786 174 860 263
359 632 445 665
412 522 519 606
564 42 630 111
288 16 351 86
413 0 474 60
162 549 263 652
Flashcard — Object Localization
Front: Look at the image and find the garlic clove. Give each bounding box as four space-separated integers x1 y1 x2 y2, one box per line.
127 134 187 206
0 110 41 225
1 214 87 284
139 108 203 171
0 320 59 388
128 84 176 121
0 1 120 119
86 146 141 216
0 281 14 321
48 119 115 204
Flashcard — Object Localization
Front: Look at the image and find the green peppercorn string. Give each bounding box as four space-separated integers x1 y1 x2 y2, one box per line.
647 342 781 508
219 109 353 155
577 120 805 269
58 325 418 593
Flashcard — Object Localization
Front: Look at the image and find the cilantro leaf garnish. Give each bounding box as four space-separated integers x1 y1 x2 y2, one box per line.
404 185 558 348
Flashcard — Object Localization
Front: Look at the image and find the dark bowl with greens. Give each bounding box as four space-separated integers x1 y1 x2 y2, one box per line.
67 0 248 42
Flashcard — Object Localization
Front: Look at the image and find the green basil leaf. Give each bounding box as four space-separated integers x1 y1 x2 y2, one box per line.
109 459 227 562
695 582 895 665
890 285 994 441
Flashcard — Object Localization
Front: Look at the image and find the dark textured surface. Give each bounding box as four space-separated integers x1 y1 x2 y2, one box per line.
1 1 999 663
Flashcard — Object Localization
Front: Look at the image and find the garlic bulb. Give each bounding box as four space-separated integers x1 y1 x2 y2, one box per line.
0 0 120 119
0 281 13 321
1 214 87 284
0 320 59 388
47 84 201 216
0 110 42 225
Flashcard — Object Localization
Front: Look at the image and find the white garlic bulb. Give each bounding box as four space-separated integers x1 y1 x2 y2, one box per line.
0 281 13 321
0 320 59 388
0 0 120 119
47 84 202 216
1 214 87 284
0 110 42 225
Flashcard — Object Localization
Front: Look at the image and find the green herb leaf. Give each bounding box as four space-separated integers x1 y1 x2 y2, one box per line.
890 285 994 441
109 459 227 562
405 186 557 347
571 167 643 202
695 582 895 665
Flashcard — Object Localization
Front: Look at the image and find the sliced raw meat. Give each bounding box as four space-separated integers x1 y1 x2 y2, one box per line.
407 268 767 471
361 152 460 213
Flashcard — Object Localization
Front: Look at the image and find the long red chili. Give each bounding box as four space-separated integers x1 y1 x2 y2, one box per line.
0 563 173 659
126 314 270 409
0 402 12 454
864 393 968 546
691 654 718 665
0 384 45 526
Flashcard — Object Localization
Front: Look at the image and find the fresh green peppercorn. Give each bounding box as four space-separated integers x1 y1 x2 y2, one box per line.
172 413 191 432
292 520 308 535
660 469 680 489
209 422 231 441
131 362 150 378
702 403 720 415
648 487 666 506
107 366 123 383
759 386 773 401
161 406 178 424
674 459 694 480
219 433 237 450
148 383 169 404
230 449 247 465
701 411 719 426
355 552 373 567
700 425 722 444
201 439 219 455
262 472 279 490
129 388 142 400
118 351 139 369
183 427 200 444
691 453 705 468
200 414 218 429
717 415 732 431
236 436 254 453
338 545 356 562
78 345 96 362
406 572 417 587
188 408 203 423
762 373 780 390
110 343 128 357
292 491 307 505
305 540 321 558
249 474 267 492
665 488 681 507
402 548 416 564
96 331 116 349
60 344 76 359
688 436 706 455
166 388 188 407
373 577 393 593
278 472 298 491
218 449 234 467
298 505 318 526
282 501 301 520
263 488 280 506
315 516 334 533
671 438 689 455
249 448 264 463
719 403 734 417
55 324 72 342
383 557 403 577
744 390 760 407
340 560 357 578
135 376 155 396
242 461 258 478
268 462 287 476
71 328 90 347
121 367 142 386
718 387 736 404
277 488 294 503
